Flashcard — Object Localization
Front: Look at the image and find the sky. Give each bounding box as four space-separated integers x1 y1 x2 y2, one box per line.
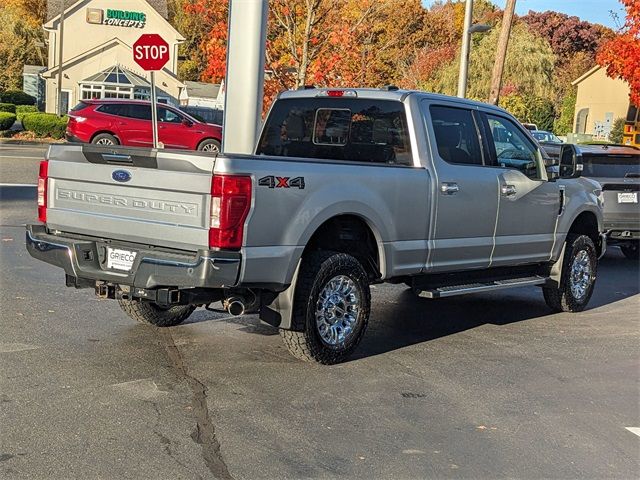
422 0 625 29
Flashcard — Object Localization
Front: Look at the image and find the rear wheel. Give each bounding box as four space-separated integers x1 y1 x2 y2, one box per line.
91 133 119 146
620 242 639 260
118 299 195 327
280 251 370 364
197 138 221 153
543 234 597 312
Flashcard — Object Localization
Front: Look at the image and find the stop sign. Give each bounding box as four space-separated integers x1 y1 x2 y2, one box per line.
133 34 170 71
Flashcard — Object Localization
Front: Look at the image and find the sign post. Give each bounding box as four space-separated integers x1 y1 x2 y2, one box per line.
133 34 170 149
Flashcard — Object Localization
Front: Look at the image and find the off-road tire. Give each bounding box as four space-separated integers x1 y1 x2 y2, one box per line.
118 299 195 327
91 133 119 145
620 243 639 261
543 234 597 312
280 251 370 365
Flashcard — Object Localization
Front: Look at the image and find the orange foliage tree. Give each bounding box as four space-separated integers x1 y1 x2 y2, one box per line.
597 0 640 106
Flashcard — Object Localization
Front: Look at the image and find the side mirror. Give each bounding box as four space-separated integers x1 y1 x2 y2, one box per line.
182 119 193 127
559 144 583 179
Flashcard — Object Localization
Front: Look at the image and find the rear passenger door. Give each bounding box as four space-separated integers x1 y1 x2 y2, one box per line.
120 104 153 147
481 113 560 265
423 102 499 272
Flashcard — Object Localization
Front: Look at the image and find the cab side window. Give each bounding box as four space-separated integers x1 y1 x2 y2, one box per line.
486 115 541 179
159 107 183 123
430 106 483 166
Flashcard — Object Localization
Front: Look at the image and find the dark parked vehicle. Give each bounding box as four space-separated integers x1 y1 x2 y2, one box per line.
179 105 224 126
532 130 563 161
67 100 222 152
572 144 639 259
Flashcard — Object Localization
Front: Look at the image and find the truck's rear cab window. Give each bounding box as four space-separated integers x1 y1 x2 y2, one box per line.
581 155 640 178
257 98 413 166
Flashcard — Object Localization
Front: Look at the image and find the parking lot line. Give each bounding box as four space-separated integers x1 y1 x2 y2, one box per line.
625 427 640 437
0 183 37 187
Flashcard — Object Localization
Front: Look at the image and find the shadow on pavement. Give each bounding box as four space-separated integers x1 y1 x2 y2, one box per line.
351 250 638 361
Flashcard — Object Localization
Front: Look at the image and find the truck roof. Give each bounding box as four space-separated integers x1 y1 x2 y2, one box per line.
277 87 507 115
577 144 640 157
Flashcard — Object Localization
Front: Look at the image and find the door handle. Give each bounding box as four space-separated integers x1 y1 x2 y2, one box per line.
440 182 459 195
501 184 517 196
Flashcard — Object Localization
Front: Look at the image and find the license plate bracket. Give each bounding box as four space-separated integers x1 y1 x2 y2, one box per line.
106 247 137 271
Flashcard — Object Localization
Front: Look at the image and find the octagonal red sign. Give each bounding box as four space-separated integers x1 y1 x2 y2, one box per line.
133 34 170 71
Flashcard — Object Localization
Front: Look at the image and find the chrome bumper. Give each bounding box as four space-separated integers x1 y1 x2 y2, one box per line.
26 224 240 289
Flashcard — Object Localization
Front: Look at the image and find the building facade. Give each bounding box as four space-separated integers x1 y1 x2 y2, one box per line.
572 66 631 140
43 0 184 113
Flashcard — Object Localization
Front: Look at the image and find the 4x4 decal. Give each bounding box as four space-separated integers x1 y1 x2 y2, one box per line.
258 176 305 189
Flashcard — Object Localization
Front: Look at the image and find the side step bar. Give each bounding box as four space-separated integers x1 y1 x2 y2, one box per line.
417 276 547 299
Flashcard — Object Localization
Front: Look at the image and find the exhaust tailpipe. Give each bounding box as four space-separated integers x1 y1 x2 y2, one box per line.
226 297 246 316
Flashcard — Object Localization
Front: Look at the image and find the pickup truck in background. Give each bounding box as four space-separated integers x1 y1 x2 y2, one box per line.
27 88 605 364
576 144 639 259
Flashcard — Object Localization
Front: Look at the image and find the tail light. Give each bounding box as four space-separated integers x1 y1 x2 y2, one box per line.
209 175 252 250
37 160 48 223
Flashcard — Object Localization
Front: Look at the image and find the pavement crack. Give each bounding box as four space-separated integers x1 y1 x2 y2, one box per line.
157 328 234 480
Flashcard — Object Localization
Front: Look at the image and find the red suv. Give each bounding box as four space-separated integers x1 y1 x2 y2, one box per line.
67 100 222 152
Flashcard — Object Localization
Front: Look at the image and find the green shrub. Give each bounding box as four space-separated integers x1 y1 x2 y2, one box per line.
0 90 36 105
0 103 16 113
609 117 625 144
21 113 68 139
0 112 17 130
16 105 39 121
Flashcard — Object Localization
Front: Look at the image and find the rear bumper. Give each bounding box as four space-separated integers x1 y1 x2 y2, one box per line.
26 224 240 289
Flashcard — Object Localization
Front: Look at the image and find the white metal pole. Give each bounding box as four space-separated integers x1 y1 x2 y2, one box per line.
457 0 474 98
56 2 66 115
222 0 269 154
150 71 159 149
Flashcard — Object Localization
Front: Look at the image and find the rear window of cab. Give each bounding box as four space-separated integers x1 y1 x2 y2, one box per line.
257 98 413 166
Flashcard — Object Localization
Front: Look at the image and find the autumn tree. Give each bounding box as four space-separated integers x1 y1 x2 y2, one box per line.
597 0 640 106
0 2 46 91
425 22 556 101
520 10 613 62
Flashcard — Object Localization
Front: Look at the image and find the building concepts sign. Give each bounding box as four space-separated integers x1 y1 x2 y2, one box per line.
86 8 147 28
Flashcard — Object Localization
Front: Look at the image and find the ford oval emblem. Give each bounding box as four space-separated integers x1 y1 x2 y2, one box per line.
112 170 131 183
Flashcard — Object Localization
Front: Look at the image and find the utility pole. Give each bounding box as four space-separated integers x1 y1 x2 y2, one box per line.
488 0 516 105
56 0 66 116
222 0 269 154
457 0 474 98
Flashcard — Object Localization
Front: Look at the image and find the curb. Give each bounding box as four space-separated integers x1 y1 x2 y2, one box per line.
0 139 64 146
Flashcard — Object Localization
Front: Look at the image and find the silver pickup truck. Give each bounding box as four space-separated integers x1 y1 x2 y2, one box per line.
27 88 605 364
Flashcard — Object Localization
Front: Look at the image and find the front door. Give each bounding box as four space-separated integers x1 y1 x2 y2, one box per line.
423 102 500 272
482 113 560 265
157 106 189 149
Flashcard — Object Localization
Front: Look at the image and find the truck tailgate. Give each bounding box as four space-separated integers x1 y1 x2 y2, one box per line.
45 144 215 251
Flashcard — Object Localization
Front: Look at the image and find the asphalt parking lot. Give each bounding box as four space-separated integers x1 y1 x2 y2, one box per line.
1 144 639 479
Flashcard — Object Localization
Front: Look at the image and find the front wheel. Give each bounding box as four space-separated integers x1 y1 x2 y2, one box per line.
280 251 371 364
118 299 195 327
620 243 639 260
543 234 597 312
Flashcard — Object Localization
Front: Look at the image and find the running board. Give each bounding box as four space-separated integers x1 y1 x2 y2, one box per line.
417 276 547 299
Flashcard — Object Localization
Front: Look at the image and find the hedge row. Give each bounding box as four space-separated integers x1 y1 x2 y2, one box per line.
0 90 36 105
21 113 68 139
0 103 16 114
0 112 17 131
16 105 39 121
